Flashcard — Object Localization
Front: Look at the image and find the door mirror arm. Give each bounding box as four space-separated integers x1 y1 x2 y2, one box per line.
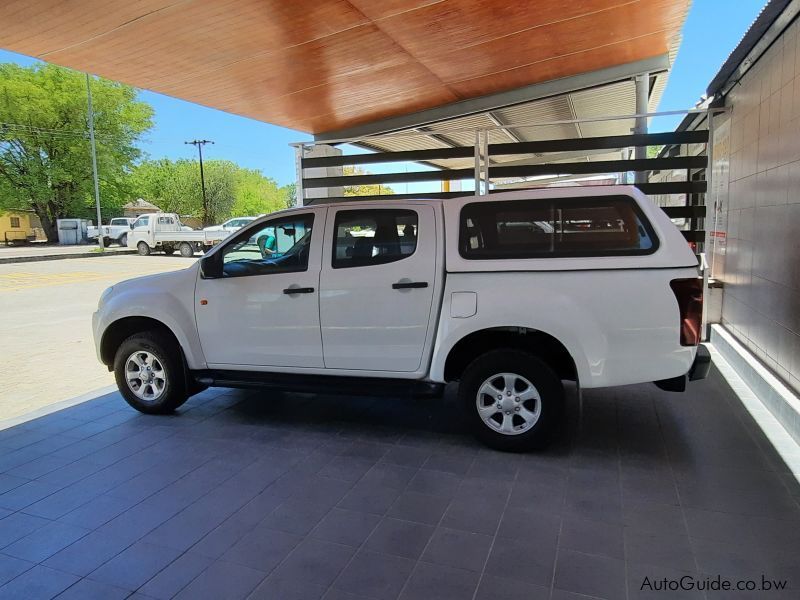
200 253 223 279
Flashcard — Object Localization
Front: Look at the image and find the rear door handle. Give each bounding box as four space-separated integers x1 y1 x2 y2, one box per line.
392 281 428 289
283 286 315 295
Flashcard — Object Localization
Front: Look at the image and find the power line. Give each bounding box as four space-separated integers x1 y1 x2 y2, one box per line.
185 139 214 219
0 121 117 141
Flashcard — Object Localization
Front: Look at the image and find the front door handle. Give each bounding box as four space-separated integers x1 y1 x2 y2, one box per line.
392 281 428 290
283 286 315 295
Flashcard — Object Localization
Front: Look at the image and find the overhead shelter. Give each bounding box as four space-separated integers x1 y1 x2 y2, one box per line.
1 0 687 140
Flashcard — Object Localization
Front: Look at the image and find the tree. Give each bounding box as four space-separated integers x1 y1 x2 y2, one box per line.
0 64 153 241
342 166 394 197
232 168 292 216
130 158 295 225
127 158 195 215
283 183 297 208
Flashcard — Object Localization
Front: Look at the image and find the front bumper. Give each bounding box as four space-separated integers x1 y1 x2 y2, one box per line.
654 344 710 392
92 310 104 363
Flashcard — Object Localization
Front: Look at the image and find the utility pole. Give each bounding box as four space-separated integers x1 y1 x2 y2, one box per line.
86 73 103 249
185 139 214 224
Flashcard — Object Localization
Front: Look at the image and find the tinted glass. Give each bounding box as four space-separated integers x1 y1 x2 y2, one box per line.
460 196 657 259
222 214 314 277
332 209 418 269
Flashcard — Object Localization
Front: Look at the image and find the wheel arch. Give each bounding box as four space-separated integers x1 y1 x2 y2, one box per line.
442 327 578 383
100 316 181 367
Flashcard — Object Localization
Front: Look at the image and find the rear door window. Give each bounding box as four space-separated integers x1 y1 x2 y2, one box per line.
460 195 657 259
332 209 418 269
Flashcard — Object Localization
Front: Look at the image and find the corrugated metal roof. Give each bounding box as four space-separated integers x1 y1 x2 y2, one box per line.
342 12 686 186
707 0 792 96
357 70 670 171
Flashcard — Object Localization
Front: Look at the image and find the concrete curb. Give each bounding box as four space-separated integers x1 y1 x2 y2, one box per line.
711 324 800 447
0 249 135 264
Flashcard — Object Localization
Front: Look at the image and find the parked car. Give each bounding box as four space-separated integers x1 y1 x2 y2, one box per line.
88 217 136 246
94 186 709 450
127 213 229 257
203 217 256 233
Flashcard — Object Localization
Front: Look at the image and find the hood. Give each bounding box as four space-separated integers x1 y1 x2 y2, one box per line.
111 262 199 295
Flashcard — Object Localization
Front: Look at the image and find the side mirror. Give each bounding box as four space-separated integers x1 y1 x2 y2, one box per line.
200 253 223 279
129 223 134 230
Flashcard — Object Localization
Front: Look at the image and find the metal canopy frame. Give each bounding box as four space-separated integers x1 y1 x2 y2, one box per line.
313 55 670 142
292 107 730 256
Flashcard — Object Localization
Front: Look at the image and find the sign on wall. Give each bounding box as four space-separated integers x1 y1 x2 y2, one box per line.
708 114 730 280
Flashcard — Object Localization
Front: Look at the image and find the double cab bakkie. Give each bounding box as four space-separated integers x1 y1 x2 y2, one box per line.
93 186 709 450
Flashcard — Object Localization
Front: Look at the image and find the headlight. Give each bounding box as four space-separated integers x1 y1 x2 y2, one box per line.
98 286 114 309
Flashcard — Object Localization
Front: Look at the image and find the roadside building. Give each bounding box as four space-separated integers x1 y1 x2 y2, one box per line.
122 198 162 218
0 209 44 244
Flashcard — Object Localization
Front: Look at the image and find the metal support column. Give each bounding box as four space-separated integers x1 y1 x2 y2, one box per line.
293 144 305 207
701 110 716 341
633 73 649 184
474 130 482 195
481 130 490 195
86 73 103 249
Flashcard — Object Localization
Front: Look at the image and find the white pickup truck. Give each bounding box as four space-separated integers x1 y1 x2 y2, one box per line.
94 187 709 450
127 213 228 257
88 217 136 247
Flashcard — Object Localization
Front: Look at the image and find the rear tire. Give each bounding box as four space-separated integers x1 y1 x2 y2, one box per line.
119 233 128 247
114 331 188 414
458 349 564 451
179 242 194 257
137 241 151 256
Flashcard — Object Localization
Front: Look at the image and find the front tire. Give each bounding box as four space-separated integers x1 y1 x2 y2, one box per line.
137 241 151 256
458 349 564 451
113 331 188 414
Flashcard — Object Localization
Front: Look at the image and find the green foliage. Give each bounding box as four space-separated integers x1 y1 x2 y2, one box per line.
130 158 295 226
343 166 394 197
0 63 153 240
232 168 293 216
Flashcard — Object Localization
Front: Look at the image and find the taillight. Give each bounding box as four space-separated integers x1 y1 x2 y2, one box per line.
670 278 703 346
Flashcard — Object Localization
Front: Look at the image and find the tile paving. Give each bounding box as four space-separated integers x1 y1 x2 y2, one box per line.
0 366 798 599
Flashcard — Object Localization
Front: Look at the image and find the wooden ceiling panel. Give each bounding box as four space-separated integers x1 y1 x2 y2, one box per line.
419 0 679 83
355 0 634 59
42 0 369 89
449 33 668 97
167 61 458 132
0 0 689 134
347 0 446 21
0 1 173 53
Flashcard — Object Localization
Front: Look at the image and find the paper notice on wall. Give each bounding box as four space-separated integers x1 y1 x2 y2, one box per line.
709 114 730 279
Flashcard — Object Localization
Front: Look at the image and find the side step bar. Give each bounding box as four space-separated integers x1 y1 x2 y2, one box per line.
192 369 445 398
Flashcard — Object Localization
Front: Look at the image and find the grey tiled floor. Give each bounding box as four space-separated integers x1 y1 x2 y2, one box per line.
0 367 798 599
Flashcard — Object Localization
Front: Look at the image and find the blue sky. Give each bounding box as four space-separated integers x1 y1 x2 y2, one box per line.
0 0 767 186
